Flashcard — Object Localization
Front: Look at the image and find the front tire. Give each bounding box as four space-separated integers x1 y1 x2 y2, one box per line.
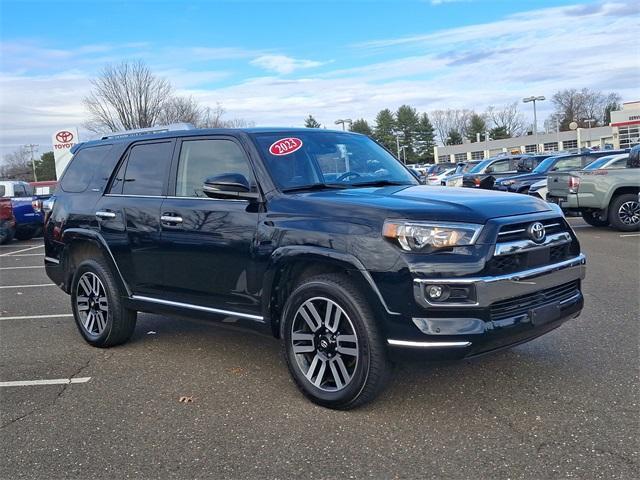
71 258 137 347
281 273 389 409
581 211 609 228
608 194 640 231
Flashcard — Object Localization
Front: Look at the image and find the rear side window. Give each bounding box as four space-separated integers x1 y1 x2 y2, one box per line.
553 156 583 171
61 145 113 193
0 185 5 197
110 141 173 196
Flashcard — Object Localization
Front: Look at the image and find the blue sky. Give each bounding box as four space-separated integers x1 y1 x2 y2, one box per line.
1 0 639 155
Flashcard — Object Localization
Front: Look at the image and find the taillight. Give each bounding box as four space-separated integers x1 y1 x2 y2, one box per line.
474 178 481 187
42 196 56 215
428 176 438 181
32 199 43 212
568 176 580 193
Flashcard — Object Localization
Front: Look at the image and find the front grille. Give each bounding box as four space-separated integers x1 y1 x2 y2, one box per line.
490 280 580 321
497 218 565 242
485 217 577 275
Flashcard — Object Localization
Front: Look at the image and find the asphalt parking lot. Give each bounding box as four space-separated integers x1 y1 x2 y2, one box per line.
1 217 638 479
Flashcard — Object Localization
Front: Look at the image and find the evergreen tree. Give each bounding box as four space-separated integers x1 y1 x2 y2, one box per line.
304 115 321 128
489 126 510 140
373 109 397 153
414 113 436 163
34 151 57 181
396 105 420 163
445 130 464 145
350 118 373 136
466 114 487 143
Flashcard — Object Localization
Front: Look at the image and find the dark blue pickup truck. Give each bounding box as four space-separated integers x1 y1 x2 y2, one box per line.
0 180 47 240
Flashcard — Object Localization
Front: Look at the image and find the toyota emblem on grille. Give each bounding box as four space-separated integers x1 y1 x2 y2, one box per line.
527 222 546 243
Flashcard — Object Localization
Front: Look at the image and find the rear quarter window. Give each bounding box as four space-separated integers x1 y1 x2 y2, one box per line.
60 145 114 193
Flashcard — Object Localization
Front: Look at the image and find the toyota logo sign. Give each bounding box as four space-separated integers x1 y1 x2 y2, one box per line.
56 131 74 143
527 222 546 243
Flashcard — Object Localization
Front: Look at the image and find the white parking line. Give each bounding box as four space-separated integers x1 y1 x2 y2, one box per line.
0 313 72 321
0 283 56 289
0 377 91 387
0 244 43 248
620 233 640 237
3 253 44 257
0 266 45 270
0 245 44 257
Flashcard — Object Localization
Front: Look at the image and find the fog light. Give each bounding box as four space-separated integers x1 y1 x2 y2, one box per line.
426 284 450 302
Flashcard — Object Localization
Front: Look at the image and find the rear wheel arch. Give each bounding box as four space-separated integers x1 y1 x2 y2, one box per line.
61 231 129 296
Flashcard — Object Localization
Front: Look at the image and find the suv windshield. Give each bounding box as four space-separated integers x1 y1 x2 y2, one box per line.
251 131 417 191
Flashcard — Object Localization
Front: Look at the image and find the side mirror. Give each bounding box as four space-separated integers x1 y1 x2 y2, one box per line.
202 173 258 199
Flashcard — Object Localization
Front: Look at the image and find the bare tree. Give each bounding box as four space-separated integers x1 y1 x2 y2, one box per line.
485 102 526 137
0 148 33 181
430 109 474 145
198 104 254 128
157 96 202 125
83 60 173 133
551 88 621 130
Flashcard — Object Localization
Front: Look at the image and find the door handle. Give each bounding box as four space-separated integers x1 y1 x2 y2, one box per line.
95 211 116 219
161 214 183 224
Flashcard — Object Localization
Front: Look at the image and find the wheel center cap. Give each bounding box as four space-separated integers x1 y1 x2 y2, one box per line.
319 339 329 349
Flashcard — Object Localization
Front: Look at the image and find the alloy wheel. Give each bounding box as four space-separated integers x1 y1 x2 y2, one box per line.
291 297 359 392
618 200 640 225
76 272 109 336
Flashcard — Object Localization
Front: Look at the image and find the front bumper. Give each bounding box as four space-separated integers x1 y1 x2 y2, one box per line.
386 254 586 358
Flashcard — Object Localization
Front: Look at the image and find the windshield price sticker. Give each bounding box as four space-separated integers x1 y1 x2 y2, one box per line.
269 137 303 156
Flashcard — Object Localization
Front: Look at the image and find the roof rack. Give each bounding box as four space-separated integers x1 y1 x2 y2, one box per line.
100 123 196 140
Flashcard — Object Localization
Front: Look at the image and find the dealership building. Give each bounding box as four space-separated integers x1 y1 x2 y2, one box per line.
433 101 640 163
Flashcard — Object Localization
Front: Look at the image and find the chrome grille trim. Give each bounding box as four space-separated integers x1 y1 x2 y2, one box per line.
494 232 572 257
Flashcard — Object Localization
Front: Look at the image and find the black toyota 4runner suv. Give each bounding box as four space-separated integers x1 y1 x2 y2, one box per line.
44 126 586 409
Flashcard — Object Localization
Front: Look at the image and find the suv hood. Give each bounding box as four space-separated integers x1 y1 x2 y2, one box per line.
284 185 552 223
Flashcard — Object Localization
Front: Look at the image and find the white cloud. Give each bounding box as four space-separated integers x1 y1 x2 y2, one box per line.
0 1 638 157
250 55 326 74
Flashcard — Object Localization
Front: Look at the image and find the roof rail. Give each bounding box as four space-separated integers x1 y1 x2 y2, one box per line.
100 123 196 140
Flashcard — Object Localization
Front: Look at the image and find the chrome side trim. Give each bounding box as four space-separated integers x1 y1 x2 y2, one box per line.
131 295 265 323
387 339 471 348
44 256 60 264
494 232 572 256
105 194 166 199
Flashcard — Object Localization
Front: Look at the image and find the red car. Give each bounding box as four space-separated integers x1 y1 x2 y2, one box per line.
0 197 16 244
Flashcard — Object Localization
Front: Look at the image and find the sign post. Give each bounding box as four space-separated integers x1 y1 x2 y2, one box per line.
51 128 79 179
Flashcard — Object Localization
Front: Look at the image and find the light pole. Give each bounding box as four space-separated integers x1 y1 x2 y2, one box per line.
584 118 595 147
523 95 545 152
392 130 404 160
334 119 352 131
23 144 39 182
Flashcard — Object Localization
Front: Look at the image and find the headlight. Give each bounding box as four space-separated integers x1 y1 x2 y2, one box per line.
448 178 462 187
502 180 515 186
383 220 483 252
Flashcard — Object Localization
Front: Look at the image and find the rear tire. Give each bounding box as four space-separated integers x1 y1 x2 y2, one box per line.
14 228 35 241
608 194 640 231
581 211 609 228
70 258 137 347
281 273 390 409
0 227 14 245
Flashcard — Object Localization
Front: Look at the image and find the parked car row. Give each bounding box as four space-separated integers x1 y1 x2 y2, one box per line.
0 180 56 242
428 147 638 231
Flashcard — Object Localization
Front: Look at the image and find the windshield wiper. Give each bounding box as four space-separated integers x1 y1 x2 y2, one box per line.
281 183 349 193
349 180 413 188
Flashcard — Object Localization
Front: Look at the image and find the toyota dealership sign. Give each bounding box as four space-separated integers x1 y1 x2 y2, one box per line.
52 127 79 178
